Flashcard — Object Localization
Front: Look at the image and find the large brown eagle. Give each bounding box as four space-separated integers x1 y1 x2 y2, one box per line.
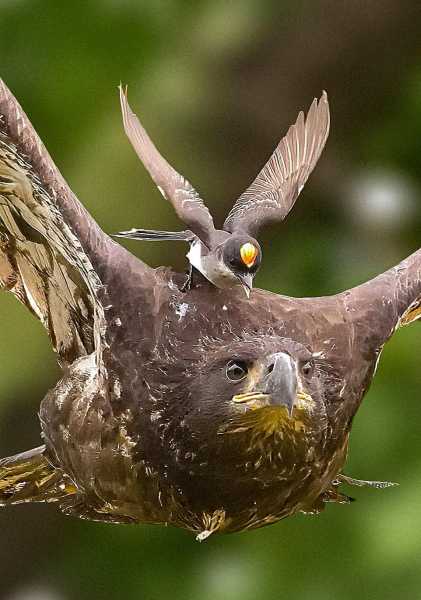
0 79 419 540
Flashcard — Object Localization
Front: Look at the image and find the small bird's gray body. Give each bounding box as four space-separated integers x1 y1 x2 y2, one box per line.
186 234 237 289
0 79 419 538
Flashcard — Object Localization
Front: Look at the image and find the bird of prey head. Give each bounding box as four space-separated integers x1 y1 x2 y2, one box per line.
174 335 320 433
153 332 323 438
1 79 418 540
138 332 327 533
115 85 330 296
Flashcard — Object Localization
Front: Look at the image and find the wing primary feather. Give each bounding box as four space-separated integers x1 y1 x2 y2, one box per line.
224 92 330 236
119 85 215 246
0 78 108 367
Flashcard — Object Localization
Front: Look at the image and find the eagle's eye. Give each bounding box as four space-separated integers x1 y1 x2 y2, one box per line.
301 360 314 376
226 360 248 382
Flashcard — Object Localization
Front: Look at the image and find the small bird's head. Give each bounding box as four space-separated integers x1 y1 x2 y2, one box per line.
220 235 262 297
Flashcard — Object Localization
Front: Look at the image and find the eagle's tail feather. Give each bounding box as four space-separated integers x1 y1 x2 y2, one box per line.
0 445 76 505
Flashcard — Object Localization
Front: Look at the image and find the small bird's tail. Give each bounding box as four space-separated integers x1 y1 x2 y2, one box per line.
114 228 195 242
0 445 76 506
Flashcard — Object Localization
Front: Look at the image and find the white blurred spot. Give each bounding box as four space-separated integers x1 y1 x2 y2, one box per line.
345 168 417 231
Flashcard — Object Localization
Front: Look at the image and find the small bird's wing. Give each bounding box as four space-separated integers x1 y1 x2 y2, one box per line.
224 92 330 237
0 78 107 367
119 85 215 248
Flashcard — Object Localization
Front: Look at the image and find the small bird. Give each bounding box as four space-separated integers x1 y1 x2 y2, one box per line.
115 86 330 295
1 79 418 540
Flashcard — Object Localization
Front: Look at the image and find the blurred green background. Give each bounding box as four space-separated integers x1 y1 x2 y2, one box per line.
1 1 421 599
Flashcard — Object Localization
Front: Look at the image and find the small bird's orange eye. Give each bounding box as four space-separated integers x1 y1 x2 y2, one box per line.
240 243 258 268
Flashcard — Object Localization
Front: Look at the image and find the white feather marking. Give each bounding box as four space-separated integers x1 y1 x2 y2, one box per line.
175 302 189 321
157 185 167 199
113 379 122 398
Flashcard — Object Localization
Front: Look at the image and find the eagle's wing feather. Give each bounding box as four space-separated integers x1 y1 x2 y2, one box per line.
224 92 330 237
0 78 107 366
119 85 215 248
341 247 421 364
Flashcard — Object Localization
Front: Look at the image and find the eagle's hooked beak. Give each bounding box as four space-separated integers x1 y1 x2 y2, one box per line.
260 352 297 416
237 273 253 298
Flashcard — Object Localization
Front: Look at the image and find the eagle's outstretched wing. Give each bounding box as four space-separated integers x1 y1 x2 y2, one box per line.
224 92 330 237
119 85 215 248
340 247 421 370
0 78 107 367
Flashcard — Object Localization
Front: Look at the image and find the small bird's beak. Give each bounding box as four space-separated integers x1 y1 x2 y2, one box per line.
237 273 253 298
260 352 297 416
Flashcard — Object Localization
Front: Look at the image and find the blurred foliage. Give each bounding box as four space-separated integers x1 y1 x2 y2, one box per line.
1 1 421 599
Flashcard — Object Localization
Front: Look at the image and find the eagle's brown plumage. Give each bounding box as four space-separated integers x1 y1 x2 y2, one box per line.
0 79 419 539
